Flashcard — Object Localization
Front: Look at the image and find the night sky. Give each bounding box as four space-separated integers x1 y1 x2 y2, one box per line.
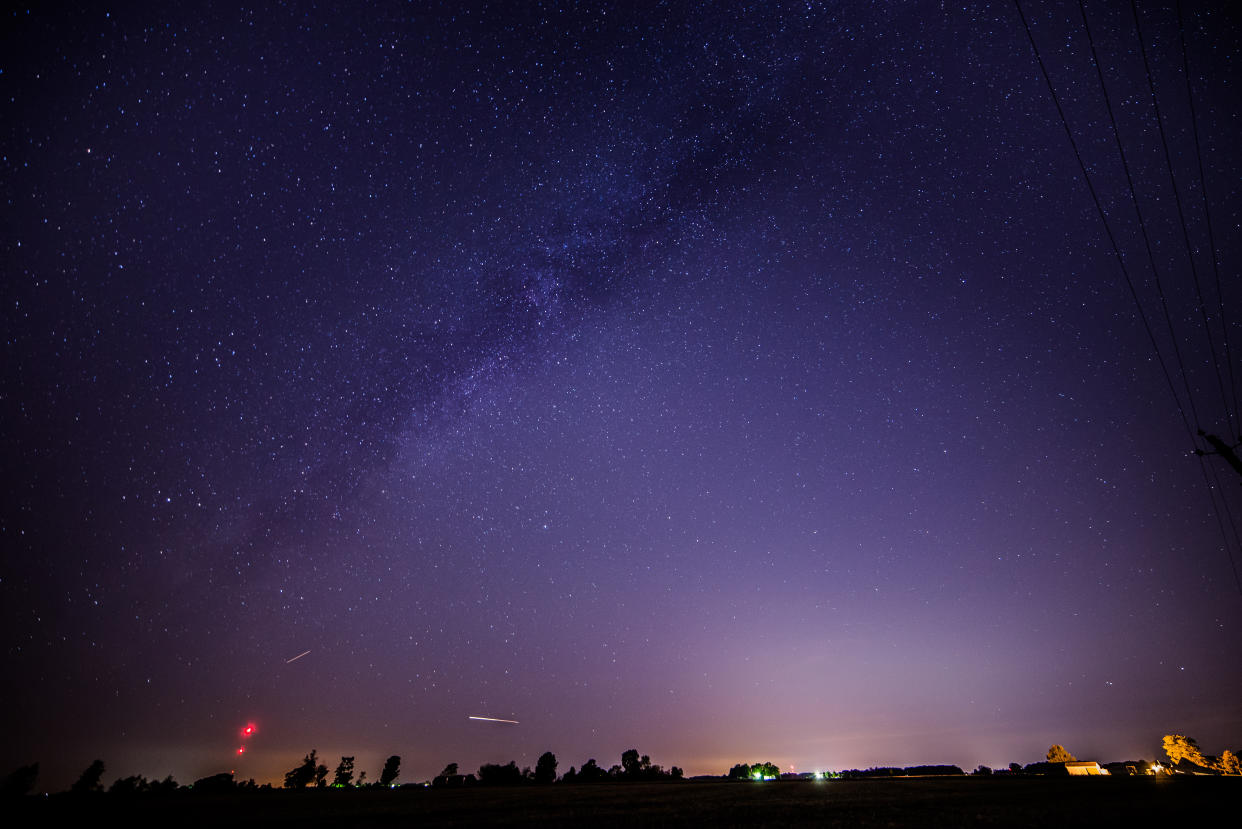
3 1 1240 790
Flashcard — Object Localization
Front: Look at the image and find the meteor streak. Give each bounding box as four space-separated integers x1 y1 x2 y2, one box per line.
468 715 519 724
285 649 311 664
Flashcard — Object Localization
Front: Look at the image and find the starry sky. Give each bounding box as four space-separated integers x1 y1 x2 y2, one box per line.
3 1 1240 790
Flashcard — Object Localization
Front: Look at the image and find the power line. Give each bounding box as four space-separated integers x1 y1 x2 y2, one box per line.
1076 0 1205 436
1010 0 1195 447
1013 0 1242 604
1130 0 1236 439
1197 453 1242 600
1177 0 1240 439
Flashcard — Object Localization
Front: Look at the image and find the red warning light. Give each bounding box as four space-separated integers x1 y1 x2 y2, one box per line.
237 746 246 755
241 723 256 738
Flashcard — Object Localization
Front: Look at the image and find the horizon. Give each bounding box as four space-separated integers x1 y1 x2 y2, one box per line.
3 0 1240 796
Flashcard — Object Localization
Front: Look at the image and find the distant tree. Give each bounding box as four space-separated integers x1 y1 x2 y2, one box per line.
973 766 992 776
439 763 459 778
314 761 329 788
728 763 751 780
1162 735 1206 768
535 751 558 784
109 775 149 795
752 762 780 780
379 755 401 787
149 775 178 794
905 765 964 776
1046 745 1076 763
192 773 235 793
1217 750 1241 775
355 771 367 788
578 759 606 781
621 749 642 778
1 763 39 797
332 756 355 788
478 760 523 785
71 760 106 793
1009 763 1022 774
561 766 577 783
670 766 684 780
284 750 319 788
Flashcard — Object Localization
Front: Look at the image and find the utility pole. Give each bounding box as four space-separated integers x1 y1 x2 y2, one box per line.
1197 431 1242 481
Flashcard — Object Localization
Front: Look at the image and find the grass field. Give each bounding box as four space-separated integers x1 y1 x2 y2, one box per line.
11 776 1238 827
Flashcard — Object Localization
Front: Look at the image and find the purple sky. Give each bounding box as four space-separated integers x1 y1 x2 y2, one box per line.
3 1 1240 790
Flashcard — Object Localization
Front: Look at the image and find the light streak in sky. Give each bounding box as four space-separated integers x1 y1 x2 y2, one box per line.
285 650 311 664
468 715 520 724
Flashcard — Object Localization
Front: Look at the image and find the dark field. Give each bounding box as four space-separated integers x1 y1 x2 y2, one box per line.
12 777 1239 827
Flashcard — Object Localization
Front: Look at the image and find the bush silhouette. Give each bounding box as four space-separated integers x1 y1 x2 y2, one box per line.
1 763 39 797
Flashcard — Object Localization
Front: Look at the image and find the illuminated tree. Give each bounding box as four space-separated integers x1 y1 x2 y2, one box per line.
332 756 354 788
379 755 401 787
1162 735 1206 767
284 750 319 788
535 751 557 784
1046 745 1076 763
1218 750 1241 775
71 760 106 793
751 762 780 779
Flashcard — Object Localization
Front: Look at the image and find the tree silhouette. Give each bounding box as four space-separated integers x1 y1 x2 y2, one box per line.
71 759 106 793
109 775 149 795
149 775 178 794
1 763 39 797
621 749 646 779
284 750 319 788
379 755 401 787
1046 745 1076 763
728 763 751 780
332 756 354 788
477 760 523 785
314 761 329 788
535 751 557 784
192 773 236 793
578 758 606 781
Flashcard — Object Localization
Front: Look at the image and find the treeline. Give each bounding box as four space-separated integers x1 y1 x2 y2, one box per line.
837 765 965 779
8 730 1238 796
428 748 685 787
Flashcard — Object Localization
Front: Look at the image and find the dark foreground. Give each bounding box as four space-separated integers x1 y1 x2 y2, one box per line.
12 776 1239 828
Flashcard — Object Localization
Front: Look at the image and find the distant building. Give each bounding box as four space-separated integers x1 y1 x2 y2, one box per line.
1065 761 1108 776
